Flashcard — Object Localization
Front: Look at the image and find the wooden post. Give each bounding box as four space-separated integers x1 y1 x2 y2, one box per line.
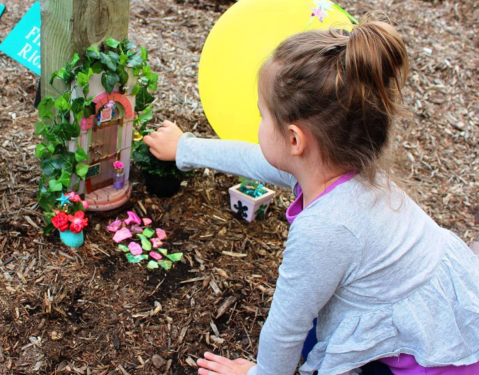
41 0 131 98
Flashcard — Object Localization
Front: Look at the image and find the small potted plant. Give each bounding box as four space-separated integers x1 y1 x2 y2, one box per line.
228 177 275 222
132 107 191 197
48 192 89 248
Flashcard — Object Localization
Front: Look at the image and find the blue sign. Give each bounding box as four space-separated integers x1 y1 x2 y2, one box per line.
0 5 5 19
0 2 41 75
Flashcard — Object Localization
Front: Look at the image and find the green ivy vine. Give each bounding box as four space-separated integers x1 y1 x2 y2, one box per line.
36 37 157 232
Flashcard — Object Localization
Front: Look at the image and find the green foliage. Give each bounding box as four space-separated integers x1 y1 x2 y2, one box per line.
37 37 158 229
131 105 190 179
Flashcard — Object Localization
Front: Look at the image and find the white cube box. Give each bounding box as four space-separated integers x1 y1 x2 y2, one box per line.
228 184 275 222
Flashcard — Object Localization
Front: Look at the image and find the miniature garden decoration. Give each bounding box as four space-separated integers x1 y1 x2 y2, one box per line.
229 177 275 222
35 37 157 237
107 211 183 271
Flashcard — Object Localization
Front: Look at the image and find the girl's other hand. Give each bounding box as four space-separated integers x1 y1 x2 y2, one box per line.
143 120 183 161
197 352 256 375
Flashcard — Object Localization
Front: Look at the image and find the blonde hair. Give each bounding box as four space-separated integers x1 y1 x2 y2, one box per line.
259 14 408 186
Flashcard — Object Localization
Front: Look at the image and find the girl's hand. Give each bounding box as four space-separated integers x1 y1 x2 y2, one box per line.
197 352 256 375
143 120 183 161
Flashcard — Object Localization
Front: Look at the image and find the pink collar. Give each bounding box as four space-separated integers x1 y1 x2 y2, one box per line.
285 172 357 224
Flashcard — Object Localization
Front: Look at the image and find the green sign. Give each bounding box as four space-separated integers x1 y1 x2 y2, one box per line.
0 5 5 19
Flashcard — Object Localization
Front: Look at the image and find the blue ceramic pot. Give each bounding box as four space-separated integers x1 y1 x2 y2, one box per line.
59 230 84 248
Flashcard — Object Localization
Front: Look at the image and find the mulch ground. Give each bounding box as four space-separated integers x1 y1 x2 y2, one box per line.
0 0 478 374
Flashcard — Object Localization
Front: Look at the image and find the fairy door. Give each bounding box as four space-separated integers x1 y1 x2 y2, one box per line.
85 109 123 193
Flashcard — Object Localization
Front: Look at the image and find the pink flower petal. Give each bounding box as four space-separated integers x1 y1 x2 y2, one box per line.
81 200 89 210
142 218 152 226
156 228 167 240
130 224 144 234
128 242 143 255
107 219 122 233
150 238 163 249
149 251 163 260
113 227 132 243
124 211 141 225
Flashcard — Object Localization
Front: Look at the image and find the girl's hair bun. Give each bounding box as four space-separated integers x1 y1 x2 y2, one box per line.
346 14 408 117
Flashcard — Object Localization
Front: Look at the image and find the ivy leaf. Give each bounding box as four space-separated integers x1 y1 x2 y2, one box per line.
119 53 128 66
82 83 90 98
40 159 57 177
75 147 88 163
157 260 173 271
145 72 158 91
106 37 120 48
77 72 89 87
39 191 57 212
126 54 143 69
100 52 117 71
141 46 148 62
166 252 183 262
86 46 100 60
58 170 71 187
91 61 103 74
131 84 140 96
75 164 89 180
70 121 81 138
34 122 47 136
121 39 136 51
54 96 69 111
35 143 48 158
118 67 129 87
147 260 159 269
48 179 63 192
135 86 154 112
107 51 120 64
70 53 80 67
101 71 120 94
71 97 85 116
38 96 55 119
49 71 58 85
139 106 153 125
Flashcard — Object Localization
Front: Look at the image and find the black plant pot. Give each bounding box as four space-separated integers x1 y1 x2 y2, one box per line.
143 171 181 198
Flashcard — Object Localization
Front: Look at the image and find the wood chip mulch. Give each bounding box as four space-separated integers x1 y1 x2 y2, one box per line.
0 0 477 374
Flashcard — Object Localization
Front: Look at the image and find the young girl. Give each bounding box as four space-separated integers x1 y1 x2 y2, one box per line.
144 16 479 375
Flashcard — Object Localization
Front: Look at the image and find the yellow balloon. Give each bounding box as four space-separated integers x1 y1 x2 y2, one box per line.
199 0 355 143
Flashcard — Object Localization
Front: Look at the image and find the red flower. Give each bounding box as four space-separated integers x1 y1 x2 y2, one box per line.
52 212 69 232
68 211 88 233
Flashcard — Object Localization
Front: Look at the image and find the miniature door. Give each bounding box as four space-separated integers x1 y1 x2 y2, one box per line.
85 107 123 193
71 73 136 211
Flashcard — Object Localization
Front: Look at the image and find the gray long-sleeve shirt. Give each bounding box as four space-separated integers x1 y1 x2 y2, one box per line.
176 133 479 375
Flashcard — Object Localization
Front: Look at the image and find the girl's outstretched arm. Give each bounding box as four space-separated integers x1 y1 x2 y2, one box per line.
144 121 295 190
